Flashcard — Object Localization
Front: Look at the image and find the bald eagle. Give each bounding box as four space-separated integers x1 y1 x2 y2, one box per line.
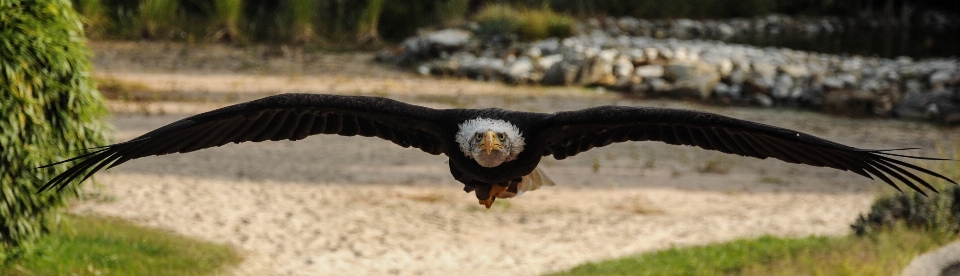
41 94 955 208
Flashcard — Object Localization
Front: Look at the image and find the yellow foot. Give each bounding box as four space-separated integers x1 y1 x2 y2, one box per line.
479 198 495 209
489 184 508 198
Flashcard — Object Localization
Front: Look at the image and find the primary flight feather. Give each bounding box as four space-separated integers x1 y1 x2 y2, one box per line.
41 93 956 207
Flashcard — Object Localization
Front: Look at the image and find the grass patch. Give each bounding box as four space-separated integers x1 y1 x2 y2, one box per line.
550 226 956 276
1 215 242 276
474 4 575 41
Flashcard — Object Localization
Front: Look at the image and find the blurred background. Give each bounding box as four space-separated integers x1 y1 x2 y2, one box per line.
2 0 958 275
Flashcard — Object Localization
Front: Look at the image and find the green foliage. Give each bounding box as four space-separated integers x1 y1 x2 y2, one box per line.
209 0 244 41
72 0 109 38
551 227 955 276
852 186 960 236
286 0 320 43
852 146 960 236
1 215 242 275
138 0 180 38
475 4 575 42
0 0 110 262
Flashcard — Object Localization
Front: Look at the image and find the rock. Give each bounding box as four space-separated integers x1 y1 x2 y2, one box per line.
610 75 642 91
534 38 561 55
726 67 750 86
402 29 472 58
930 70 953 88
541 59 582 86
901 241 960 276
772 74 794 99
644 48 659 61
753 93 774 107
525 47 542 59
503 57 534 83
417 65 431 76
576 56 615 86
663 61 721 99
751 62 777 80
716 59 734 77
778 64 810 78
838 74 859 87
894 90 958 122
713 82 740 99
537 54 564 71
613 57 634 77
635 65 665 78
646 77 671 92
905 79 925 94
822 77 845 89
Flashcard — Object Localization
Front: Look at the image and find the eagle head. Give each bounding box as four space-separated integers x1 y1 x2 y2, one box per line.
456 118 525 167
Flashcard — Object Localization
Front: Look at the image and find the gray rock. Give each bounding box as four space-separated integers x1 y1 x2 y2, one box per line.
930 70 953 87
613 57 634 77
778 64 810 78
647 77 671 92
635 65 665 78
772 74 794 99
753 93 774 107
822 77 845 89
726 68 750 86
838 74 859 87
402 29 472 57
663 61 722 99
503 57 534 83
894 90 959 122
541 59 582 86
537 54 564 71
535 38 561 56
751 62 777 80
901 241 960 276
905 79 925 94
577 56 616 86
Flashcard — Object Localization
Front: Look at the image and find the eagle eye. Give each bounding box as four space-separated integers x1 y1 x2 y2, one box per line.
475 133 483 141
497 133 506 140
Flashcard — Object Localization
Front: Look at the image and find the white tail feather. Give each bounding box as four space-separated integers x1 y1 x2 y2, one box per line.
501 167 555 198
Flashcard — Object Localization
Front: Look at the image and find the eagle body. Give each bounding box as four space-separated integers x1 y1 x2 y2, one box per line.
41 94 955 208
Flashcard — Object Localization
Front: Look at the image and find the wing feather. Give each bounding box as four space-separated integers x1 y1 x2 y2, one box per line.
40 94 448 192
539 106 954 194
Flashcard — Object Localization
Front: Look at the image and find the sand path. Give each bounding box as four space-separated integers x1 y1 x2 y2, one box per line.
71 42 958 275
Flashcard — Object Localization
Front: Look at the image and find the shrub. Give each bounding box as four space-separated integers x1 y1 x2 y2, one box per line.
852 148 960 236
475 4 575 42
209 0 244 42
0 0 111 261
138 0 180 38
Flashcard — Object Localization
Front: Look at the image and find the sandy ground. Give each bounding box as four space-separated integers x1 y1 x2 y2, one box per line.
71 42 959 275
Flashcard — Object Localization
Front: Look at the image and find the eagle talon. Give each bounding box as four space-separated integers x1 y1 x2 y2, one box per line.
479 198 495 209
489 184 508 198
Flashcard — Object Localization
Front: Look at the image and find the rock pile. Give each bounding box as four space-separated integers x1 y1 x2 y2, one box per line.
378 25 960 124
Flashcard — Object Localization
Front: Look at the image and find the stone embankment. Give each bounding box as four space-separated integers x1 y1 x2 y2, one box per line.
377 18 960 124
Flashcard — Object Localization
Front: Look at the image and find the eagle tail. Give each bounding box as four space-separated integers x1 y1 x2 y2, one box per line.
500 167 556 198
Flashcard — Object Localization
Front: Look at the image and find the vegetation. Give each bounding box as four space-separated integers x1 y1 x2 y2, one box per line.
0 215 242 275
852 145 960 236
66 0 960 46
554 145 960 275
0 0 111 261
550 227 955 276
474 4 575 42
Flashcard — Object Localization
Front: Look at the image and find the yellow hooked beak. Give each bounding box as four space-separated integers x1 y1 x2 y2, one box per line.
479 130 503 155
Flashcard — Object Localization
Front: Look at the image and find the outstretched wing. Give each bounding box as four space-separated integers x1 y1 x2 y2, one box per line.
538 106 955 194
40 94 448 192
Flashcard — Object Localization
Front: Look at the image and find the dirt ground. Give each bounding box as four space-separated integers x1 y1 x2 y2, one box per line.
71 42 959 275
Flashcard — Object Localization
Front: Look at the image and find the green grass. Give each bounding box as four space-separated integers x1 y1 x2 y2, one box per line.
474 4 575 41
1 215 242 276
549 226 956 276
